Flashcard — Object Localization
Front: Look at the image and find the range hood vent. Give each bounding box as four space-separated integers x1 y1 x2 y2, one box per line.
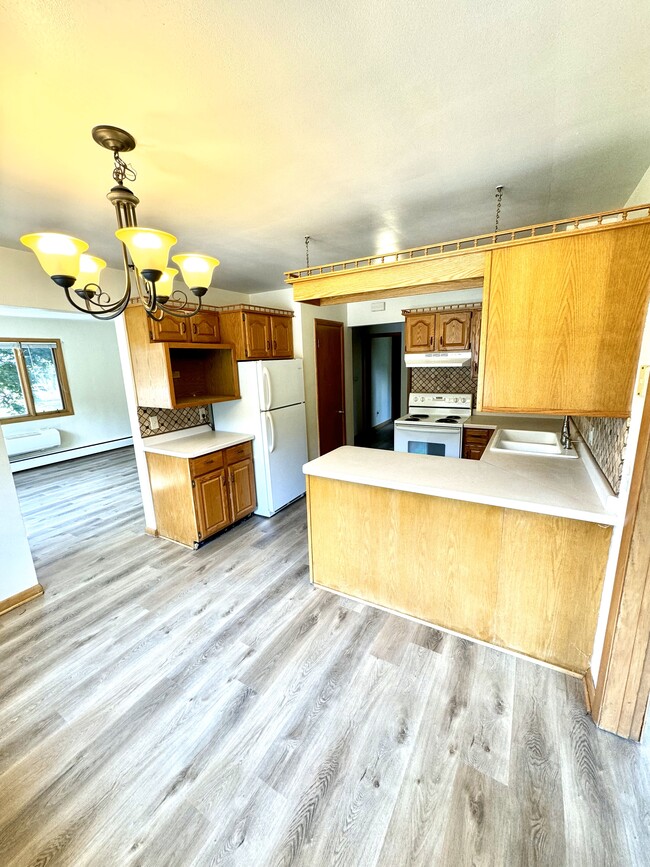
404 351 472 368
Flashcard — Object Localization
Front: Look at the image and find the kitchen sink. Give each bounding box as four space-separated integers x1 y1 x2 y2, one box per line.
490 428 578 458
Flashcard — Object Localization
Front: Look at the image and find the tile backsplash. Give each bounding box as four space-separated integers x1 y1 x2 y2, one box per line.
410 367 476 401
572 415 630 495
138 405 209 438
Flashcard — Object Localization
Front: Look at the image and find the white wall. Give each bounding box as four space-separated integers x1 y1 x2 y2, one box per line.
0 314 132 463
0 429 38 603
347 287 483 327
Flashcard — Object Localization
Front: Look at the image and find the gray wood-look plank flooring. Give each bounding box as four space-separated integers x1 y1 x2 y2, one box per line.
1 446 649 866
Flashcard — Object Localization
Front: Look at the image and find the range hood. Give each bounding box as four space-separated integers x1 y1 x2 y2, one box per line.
404 350 472 368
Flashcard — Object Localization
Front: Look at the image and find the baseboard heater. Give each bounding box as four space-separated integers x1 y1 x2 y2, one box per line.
4 427 61 458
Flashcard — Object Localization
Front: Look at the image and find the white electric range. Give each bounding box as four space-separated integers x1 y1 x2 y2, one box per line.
393 393 473 458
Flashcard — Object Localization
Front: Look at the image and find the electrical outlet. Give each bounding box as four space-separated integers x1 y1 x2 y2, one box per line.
198 407 208 423
149 415 159 431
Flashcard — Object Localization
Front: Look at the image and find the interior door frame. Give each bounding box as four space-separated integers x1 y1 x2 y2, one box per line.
314 319 346 456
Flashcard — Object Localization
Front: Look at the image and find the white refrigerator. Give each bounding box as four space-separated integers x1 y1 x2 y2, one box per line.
211 359 308 517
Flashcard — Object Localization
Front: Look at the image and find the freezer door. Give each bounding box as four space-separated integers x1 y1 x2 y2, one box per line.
259 403 308 514
257 359 305 411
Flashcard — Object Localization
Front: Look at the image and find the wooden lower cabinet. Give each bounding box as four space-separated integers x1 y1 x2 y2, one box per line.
462 427 492 460
147 440 256 547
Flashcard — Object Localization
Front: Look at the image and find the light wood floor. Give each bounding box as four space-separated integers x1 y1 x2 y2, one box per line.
2 447 650 866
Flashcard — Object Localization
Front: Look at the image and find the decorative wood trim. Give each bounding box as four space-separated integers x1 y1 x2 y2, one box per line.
215 303 293 317
0 583 44 617
402 301 483 315
285 202 650 282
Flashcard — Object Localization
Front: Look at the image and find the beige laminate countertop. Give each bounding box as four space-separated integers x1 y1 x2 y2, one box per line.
303 416 618 525
142 425 253 459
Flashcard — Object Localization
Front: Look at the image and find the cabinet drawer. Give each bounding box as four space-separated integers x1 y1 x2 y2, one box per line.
225 441 252 464
189 450 224 477
463 428 493 443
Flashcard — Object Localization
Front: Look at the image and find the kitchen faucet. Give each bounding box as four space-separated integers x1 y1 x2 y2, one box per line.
561 415 571 450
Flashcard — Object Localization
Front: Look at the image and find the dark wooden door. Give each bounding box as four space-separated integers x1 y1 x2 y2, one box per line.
315 319 346 456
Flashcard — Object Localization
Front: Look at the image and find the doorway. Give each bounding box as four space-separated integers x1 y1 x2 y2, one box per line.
353 327 403 450
314 319 346 456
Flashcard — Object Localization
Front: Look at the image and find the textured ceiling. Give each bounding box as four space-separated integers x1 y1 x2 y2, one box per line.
1 0 649 294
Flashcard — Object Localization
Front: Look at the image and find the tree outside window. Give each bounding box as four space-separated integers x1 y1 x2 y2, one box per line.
0 339 73 423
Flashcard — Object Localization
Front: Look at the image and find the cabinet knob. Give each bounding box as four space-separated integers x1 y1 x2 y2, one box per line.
267 340 270 350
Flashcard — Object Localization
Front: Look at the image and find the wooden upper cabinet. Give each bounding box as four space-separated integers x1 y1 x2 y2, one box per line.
245 312 271 358
478 224 650 416
271 315 293 358
217 306 295 361
405 314 436 352
149 314 189 343
437 311 471 350
189 311 220 344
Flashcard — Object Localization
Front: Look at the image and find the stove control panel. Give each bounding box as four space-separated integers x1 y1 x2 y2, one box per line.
408 393 473 409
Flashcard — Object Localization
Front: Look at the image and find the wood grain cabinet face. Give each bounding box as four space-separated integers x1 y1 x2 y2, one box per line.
149 315 189 343
245 313 271 358
147 442 256 547
270 316 293 358
228 458 256 522
405 314 436 352
470 310 482 381
462 427 492 461
194 468 230 538
478 226 650 416
189 312 220 344
437 311 471 350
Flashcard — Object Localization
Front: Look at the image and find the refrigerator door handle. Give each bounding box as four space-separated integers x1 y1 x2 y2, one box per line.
266 414 276 453
262 366 272 411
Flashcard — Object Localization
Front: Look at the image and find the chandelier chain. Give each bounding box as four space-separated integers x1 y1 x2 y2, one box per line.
494 185 504 234
113 151 137 185
305 236 310 269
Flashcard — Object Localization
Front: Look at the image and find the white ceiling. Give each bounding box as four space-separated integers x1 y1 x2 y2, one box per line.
2 1 649 294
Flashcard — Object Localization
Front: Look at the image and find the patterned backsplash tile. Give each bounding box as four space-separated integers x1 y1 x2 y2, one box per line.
572 415 629 495
138 405 208 438
410 367 476 401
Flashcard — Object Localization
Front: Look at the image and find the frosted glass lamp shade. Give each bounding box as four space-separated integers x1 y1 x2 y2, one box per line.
20 233 89 287
115 227 177 281
155 267 178 303
172 253 220 294
72 254 107 289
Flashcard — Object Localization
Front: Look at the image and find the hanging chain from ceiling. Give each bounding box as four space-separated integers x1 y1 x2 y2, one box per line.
494 185 504 233
305 235 311 268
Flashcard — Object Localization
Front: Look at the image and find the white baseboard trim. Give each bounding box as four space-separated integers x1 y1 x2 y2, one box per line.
9 438 133 473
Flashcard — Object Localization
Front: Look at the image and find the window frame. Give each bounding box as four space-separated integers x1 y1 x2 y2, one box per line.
0 337 74 424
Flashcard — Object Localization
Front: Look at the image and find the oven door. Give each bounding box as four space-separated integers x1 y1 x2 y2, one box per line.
394 423 462 458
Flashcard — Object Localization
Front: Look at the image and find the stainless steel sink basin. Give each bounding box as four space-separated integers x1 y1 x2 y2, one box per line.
490 429 578 458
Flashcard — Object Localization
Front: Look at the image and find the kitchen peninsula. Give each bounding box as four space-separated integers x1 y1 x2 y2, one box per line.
304 420 616 675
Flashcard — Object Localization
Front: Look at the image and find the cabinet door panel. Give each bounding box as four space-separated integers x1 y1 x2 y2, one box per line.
405 314 436 352
470 310 482 380
245 313 271 358
149 315 189 343
438 311 471 350
195 469 230 539
190 312 220 344
271 316 293 357
228 458 256 522
479 227 650 415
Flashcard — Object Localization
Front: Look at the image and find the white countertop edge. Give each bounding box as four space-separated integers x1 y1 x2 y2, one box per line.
142 427 254 458
304 465 617 525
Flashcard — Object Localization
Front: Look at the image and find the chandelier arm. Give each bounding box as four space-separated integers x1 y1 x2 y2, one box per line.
80 283 130 313
155 289 203 320
63 287 130 321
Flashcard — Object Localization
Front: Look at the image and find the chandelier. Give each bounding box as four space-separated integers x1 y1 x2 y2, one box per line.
20 125 219 321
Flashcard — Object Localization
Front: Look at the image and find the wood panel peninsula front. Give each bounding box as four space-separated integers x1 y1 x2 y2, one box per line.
304 434 616 675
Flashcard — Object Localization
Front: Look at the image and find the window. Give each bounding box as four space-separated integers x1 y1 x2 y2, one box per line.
0 338 73 423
